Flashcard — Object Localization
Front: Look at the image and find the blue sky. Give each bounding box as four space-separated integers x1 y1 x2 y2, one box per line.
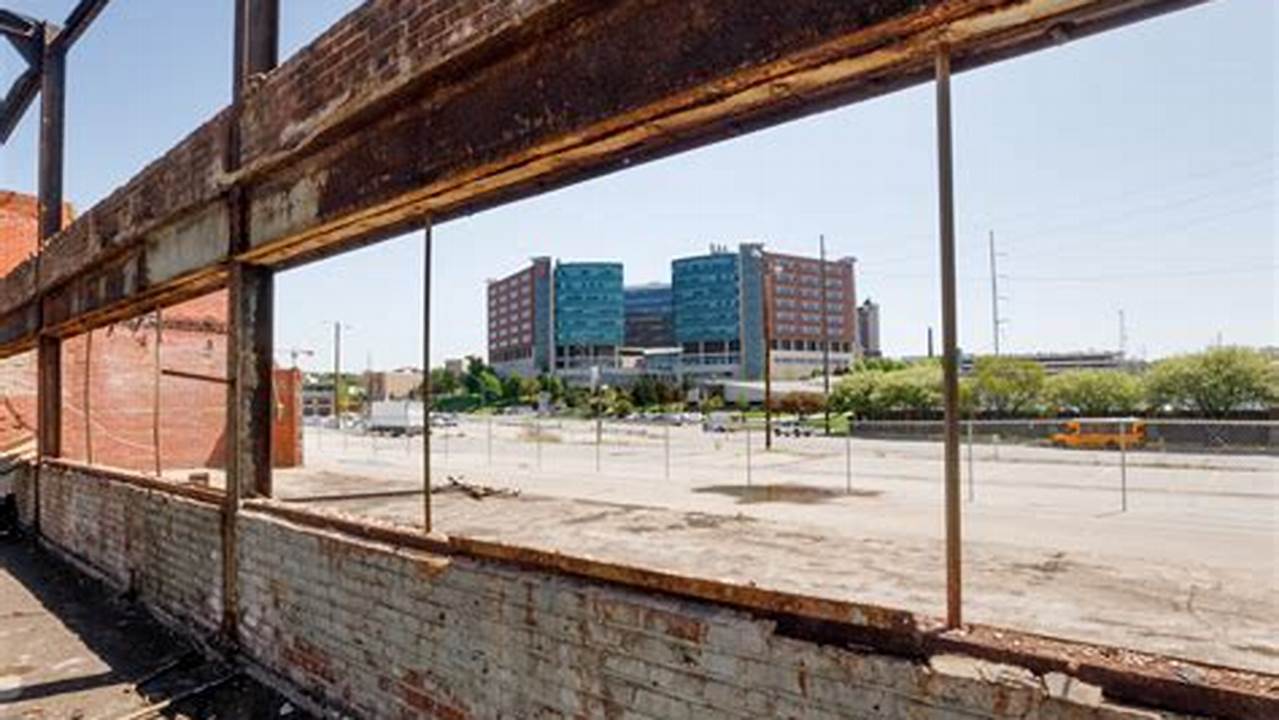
1 0 1274 371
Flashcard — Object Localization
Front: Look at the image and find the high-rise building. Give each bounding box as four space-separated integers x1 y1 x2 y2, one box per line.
623 283 675 348
487 243 861 383
553 262 624 371
858 298 882 358
672 243 858 381
672 248 743 378
757 248 858 379
486 257 553 377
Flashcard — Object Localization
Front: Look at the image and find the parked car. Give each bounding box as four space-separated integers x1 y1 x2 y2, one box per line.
774 421 814 437
702 412 735 433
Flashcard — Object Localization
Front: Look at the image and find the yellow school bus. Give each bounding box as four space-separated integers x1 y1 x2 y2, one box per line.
1050 420 1146 449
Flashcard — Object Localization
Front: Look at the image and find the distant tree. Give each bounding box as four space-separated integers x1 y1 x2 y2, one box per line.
972 356 1046 416
853 357 909 373
775 391 825 419
537 374 566 404
830 370 884 418
428 367 458 396
1145 347 1278 416
501 375 523 403
700 394 725 413
631 375 661 408
876 363 942 415
1046 370 1143 416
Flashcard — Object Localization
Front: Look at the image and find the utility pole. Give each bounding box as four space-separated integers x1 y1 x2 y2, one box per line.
819 234 831 436
988 230 1005 355
333 322 343 428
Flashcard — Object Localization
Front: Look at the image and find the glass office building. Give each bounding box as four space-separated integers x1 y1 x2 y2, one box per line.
554 262 624 369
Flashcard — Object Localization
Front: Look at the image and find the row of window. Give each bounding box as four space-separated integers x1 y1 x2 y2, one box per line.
770 339 854 352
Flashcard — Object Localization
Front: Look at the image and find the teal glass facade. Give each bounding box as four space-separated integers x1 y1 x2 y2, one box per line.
554 262 624 347
671 252 740 345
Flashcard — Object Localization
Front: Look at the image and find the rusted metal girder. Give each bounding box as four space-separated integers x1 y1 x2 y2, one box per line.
935 45 962 629
223 0 280 642
0 0 1208 360
422 221 433 533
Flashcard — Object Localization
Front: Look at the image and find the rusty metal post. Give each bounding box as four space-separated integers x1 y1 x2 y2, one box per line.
232 0 278 97
32 23 68 534
664 422 670 481
37 24 65 241
936 44 963 629
844 420 851 494
422 222 432 533
763 263 774 451
228 264 274 499
221 0 279 643
83 329 92 464
1119 418 1128 512
820 234 831 436
153 310 162 477
966 419 974 502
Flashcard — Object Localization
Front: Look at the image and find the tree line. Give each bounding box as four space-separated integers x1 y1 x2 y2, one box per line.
829 347 1278 419
423 347 1277 419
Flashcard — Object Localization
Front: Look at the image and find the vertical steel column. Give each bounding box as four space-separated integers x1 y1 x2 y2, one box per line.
152 311 162 477
233 0 279 97
763 264 774 450
422 222 433 533
229 264 274 499
935 44 963 629
37 24 64 241
223 0 279 641
34 24 66 533
819 235 831 435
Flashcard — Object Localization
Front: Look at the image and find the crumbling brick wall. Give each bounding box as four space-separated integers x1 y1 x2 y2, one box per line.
36 462 223 633
59 295 229 473
24 460 1226 720
1 191 302 472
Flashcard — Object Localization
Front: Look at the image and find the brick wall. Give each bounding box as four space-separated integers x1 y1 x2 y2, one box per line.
234 510 1200 720
20 460 1238 719
59 302 229 473
35 462 223 634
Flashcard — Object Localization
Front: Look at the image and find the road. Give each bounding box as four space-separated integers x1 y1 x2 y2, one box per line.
274 418 1279 674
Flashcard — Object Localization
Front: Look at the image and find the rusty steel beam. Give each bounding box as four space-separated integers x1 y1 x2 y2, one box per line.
935 45 962 629
47 0 110 57
227 263 273 499
0 0 1208 359
232 0 279 98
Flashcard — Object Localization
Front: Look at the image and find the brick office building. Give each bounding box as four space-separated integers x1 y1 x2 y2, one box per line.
0 190 302 471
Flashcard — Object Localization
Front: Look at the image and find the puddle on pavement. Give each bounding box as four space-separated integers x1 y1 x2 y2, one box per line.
693 484 880 504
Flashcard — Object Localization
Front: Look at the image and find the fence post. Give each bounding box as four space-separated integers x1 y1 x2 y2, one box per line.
1119 418 1128 512
844 418 852 494
664 423 671 481
745 425 752 487
966 420 974 502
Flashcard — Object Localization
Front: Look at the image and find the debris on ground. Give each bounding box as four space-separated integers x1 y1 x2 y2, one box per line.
432 476 520 500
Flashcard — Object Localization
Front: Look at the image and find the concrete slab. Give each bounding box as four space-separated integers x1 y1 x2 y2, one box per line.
0 538 309 719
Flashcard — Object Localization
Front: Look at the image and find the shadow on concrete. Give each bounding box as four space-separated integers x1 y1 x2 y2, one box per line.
0 536 311 719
